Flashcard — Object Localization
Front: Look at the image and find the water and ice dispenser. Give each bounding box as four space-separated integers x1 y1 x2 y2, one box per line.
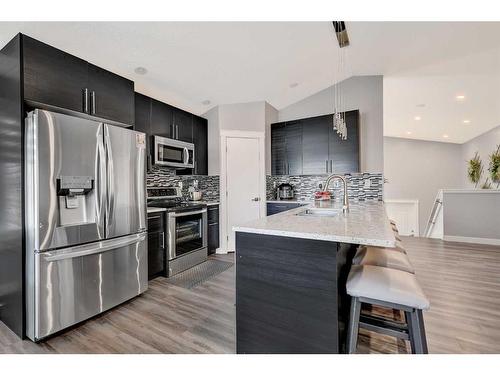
56 176 94 226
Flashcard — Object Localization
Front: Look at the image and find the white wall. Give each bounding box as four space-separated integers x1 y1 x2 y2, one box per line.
278 76 384 173
218 101 266 132
204 101 278 175
384 137 463 235
461 124 500 188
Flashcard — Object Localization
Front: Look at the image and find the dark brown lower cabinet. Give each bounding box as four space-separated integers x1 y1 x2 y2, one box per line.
207 205 219 255
147 212 165 279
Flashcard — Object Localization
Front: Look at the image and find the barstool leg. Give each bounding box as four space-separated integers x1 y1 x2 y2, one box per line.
347 297 361 354
408 309 428 354
416 310 428 354
405 311 416 354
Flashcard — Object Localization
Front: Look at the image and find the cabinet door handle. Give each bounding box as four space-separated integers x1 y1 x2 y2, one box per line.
90 91 96 115
326 160 329 173
176 125 179 139
329 160 333 173
160 232 165 248
82 88 89 113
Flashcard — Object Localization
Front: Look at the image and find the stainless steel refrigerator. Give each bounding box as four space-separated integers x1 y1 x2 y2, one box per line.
25 109 147 341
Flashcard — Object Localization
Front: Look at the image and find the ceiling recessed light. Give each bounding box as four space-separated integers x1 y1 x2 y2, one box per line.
406 131 412 135
289 82 299 88
443 134 449 139
202 100 211 106
134 67 148 75
463 119 471 124
414 116 421 121
455 95 465 101
416 104 426 108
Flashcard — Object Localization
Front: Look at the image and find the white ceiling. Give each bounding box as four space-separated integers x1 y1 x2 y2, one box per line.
1 22 500 142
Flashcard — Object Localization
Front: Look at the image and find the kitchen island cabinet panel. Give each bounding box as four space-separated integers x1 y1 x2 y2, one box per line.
236 232 356 354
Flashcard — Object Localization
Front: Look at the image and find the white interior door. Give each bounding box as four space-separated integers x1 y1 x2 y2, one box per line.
225 136 262 252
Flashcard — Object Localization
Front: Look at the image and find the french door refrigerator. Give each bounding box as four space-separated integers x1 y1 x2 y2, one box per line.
25 109 147 341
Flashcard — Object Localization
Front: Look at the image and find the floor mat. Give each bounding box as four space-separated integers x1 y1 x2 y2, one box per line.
165 259 234 289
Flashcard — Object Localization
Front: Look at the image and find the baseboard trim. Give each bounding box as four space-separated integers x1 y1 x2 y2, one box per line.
444 235 500 246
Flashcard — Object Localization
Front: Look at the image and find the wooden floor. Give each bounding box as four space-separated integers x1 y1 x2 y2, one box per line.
1 237 500 354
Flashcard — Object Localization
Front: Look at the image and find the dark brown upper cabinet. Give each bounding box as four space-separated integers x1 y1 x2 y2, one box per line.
271 121 303 175
150 99 173 138
328 110 360 174
270 110 359 176
87 63 134 125
22 34 135 125
23 35 89 114
173 108 193 143
134 92 152 170
134 93 209 175
192 115 208 175
301 115 331 175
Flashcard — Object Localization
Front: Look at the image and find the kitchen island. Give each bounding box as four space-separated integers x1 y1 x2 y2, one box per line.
233 200 395 354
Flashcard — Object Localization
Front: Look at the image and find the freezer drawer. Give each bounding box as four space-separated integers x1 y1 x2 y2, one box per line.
26 233 147 341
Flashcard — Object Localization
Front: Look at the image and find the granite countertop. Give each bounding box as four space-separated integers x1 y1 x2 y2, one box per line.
234 200 396 247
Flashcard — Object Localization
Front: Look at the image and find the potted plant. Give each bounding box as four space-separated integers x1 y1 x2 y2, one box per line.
488 145 500 189
467 152 483 188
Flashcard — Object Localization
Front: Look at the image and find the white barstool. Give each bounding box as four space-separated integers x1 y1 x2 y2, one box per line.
352 246 414 274
346 265 429 354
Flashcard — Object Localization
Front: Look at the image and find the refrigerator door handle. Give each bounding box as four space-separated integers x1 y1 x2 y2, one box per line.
42 233 147 262
95 125 106 237
104 125 115 234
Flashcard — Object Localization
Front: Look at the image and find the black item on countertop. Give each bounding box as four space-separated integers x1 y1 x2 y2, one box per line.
276 182 295 200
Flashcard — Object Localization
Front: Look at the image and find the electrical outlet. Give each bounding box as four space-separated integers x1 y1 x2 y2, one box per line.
364 179 371 188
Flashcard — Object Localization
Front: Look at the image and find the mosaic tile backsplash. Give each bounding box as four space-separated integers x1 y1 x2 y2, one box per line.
147 166 220 202
266 173 383 202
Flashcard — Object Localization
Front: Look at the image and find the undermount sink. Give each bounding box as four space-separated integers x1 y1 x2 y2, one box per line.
296 208 341 217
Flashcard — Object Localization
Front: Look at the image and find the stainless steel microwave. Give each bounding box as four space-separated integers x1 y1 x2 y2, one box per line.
153 135 194 168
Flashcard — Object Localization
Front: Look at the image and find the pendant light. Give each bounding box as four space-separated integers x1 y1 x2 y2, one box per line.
332 21 350 141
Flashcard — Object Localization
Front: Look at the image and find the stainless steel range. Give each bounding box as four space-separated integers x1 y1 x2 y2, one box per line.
25 109 147 342
148 187 208 277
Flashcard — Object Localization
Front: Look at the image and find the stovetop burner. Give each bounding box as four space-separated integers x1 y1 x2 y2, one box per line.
147 186 206 212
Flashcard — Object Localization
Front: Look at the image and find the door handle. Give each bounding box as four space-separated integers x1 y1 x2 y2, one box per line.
176 125 179 140
95 125 106 238
183 147 189 165
82 88 89 113
251 197 260 202
329 160 333 173
90 91 96 115
160 232 165 248
43 233 146 262
169 208 207 218
104 126 115 233
326 160 329 173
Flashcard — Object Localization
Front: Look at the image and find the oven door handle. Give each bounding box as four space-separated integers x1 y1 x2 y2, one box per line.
183 147 189 165
169 209 207 218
